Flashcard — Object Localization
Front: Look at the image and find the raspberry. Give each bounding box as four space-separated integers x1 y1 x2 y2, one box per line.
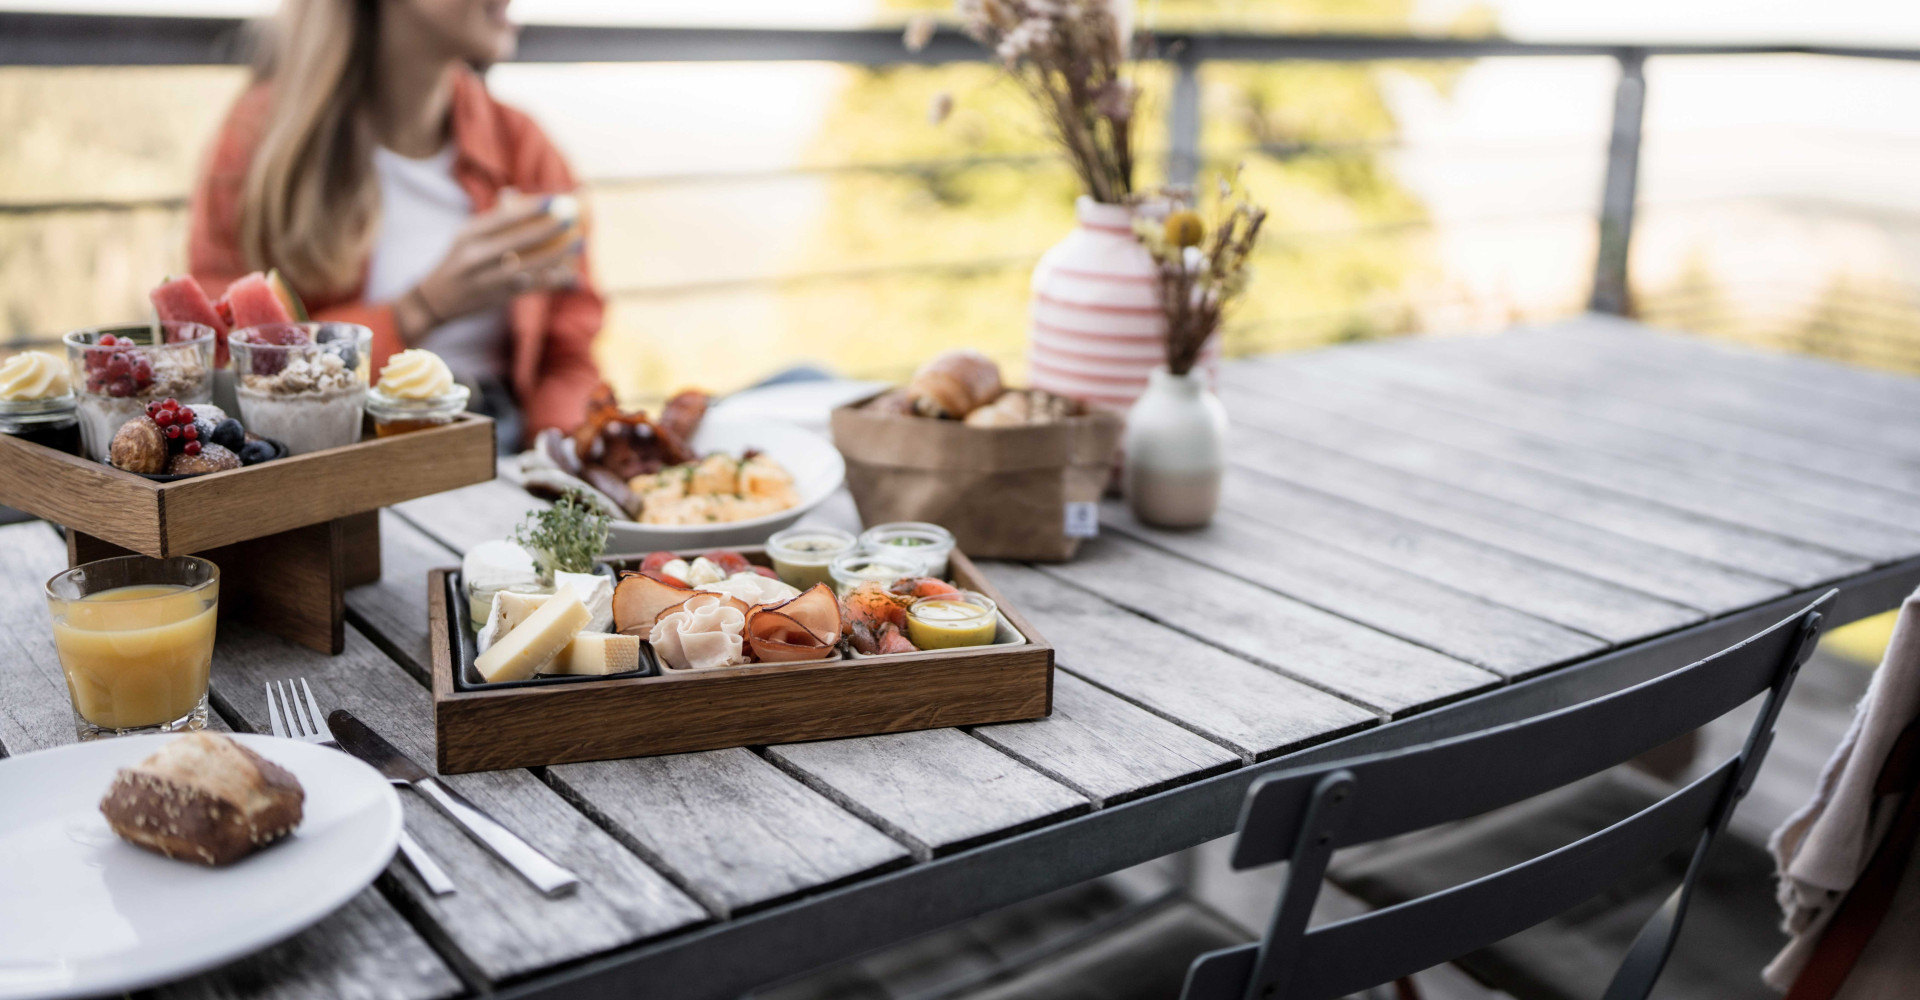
183 441 202 456
164 425 181 440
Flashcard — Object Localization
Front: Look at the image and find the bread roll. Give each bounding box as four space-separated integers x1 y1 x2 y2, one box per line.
907 350 1003 419
100 732 305 866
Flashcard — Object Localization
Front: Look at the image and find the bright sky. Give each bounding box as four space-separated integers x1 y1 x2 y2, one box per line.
6 0 1920 46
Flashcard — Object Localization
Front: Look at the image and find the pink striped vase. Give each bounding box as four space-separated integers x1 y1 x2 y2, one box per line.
1027 197 1218 412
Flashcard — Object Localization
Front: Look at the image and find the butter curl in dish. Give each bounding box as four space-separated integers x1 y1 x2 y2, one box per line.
650 593 750 671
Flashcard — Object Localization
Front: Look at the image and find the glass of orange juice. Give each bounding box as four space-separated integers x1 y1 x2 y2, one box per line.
45 555 219 740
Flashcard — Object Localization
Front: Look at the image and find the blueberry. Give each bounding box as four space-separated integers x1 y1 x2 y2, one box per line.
239 440 277 465
211 418 246 452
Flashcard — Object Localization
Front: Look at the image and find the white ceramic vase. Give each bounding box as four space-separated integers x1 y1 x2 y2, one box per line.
1123 366 1228 528
1028 197 1218 412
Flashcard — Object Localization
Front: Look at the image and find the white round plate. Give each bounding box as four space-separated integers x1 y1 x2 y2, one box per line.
602 411 847 552
0 733 402 1000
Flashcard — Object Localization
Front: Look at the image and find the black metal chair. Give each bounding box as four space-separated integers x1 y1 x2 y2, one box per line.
1183 593 1832 1000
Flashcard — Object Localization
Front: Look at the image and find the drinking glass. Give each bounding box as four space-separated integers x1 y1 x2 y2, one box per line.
45 555 219 740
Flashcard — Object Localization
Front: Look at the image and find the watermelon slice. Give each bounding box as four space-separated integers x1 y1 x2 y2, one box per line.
150 275 230 366
221 272 296 330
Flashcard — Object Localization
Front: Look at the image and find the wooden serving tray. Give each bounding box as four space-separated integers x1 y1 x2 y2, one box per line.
0 414 495 653
429 548 1054 773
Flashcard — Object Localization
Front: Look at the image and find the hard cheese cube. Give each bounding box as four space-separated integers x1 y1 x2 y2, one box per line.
551 632 641 676
475 587 590 683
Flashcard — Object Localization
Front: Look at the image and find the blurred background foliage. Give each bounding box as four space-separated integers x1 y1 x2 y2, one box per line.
3 0 1920 406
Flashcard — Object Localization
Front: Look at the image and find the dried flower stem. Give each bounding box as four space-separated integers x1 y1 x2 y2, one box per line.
1135 173 1268 375
954 0 1136 203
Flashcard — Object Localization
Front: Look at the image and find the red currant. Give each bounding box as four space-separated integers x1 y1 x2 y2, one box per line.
164 425 181 440
98 334 118 347
182 425 198 441
183 441 202 456
154 410 172 426
107 354 130 377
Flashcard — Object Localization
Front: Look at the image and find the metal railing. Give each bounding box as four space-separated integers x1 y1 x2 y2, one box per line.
5 10 1920 347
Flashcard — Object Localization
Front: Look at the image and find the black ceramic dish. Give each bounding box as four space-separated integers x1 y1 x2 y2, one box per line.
447 569 657 692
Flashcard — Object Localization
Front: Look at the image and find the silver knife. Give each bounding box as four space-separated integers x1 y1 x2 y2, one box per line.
328 709 581 898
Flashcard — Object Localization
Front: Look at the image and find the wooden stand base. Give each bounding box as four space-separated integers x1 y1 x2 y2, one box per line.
69 514 381 655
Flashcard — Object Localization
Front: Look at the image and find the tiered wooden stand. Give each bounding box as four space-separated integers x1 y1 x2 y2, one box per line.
0 414 496 653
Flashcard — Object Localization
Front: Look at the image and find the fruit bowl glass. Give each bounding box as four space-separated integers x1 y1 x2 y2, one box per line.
63 323 217 462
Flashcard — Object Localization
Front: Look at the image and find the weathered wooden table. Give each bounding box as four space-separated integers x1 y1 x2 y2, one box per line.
5 317 1919 1000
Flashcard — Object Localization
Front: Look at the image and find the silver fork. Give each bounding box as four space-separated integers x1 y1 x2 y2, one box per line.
267 678 458 897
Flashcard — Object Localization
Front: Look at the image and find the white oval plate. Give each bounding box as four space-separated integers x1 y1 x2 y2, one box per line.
0 733 402 1000
602 412 847 552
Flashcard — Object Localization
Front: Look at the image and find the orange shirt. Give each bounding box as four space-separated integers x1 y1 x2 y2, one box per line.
187 67 604 445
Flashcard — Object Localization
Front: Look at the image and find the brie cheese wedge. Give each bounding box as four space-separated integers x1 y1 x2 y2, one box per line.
476 590 553 654
554 570 615 634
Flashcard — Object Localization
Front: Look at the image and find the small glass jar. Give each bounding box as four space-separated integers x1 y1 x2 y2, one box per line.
0 394 82 455
859 522 956 578
906 590 1000 650
366 382 470 438
766 526 857 591
228 323 372 456
828 549 922 596
63 323 217 462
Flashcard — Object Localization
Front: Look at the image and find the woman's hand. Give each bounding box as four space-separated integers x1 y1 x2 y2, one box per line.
396 195 581 342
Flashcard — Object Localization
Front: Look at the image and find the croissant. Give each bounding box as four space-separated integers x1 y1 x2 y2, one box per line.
908 349 1003 419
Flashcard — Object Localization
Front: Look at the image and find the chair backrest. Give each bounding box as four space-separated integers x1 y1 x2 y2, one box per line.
1183 592 1831 1000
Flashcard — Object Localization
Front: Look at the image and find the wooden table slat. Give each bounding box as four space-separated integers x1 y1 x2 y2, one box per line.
1358 333 1920 497
1551 318 1920 434
1226 364 1920 563
766 728 1093 861
545 748 913 918
1216 473 1701 644
1460 321 1920 463
1223 427 1788 615
986 564 1383 752
1099 509 1606 678
1211 384 1869 587
970 672 1242 807
1295 346 1920 530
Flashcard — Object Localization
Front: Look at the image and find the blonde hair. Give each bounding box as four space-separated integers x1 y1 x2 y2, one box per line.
239 0 382 297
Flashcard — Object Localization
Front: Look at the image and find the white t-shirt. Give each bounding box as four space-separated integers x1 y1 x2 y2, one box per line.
364 144 509 388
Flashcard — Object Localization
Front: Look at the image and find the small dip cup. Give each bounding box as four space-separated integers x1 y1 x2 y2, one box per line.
366 382 471 438
766 526 857 590
63 323 217 461
45 555 219 740
906 590 999 650
229 322 372 455
859 522 956 578
0 393 81 456
828 548 923 596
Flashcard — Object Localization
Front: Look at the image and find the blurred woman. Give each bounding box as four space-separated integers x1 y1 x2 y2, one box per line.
187 0 601 446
